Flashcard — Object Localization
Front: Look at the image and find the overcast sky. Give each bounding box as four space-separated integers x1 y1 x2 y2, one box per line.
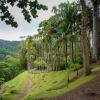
0 0 75 41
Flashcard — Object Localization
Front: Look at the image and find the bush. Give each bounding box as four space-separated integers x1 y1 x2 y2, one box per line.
75 51 83 64
0 55 25 84
0 78 5 88
69 63 81 71
69 63 82 76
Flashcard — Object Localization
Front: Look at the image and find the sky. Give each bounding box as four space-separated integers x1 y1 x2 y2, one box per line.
0 0 75 41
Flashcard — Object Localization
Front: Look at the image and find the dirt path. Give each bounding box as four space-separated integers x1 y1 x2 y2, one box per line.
52 71 100 100
17 76 33 100
0 86 5 94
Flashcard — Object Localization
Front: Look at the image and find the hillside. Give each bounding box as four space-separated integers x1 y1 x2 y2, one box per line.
0 0 100 100
0 65 100 100
0 39 20 61
53 67 100 100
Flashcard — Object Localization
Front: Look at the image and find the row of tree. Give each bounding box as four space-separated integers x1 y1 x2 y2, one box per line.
0 0 100 77
17 1 82 73
20 0 100 76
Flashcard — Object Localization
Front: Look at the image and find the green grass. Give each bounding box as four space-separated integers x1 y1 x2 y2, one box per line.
24 73 94 100
0 65 100 100
1 71 31 100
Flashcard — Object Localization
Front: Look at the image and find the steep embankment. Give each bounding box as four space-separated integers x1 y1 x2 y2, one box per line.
0 66 100 100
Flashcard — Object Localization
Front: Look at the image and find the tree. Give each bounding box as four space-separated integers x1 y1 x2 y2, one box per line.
92 0 99 61
20 36 36 71
25 37 36 71
18 1 92 76
52 2 81 65
80 0 91 75
0 0 47 27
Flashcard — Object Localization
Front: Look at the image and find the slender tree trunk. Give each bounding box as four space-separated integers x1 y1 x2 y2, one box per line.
71 40 74 63
80 0 91 75
71 24 74 63
57 45 60 70
74 39 77 62
65 39 70 83
74 21 76 63
92 0 99 61
65 39 68 68
88 33 92 63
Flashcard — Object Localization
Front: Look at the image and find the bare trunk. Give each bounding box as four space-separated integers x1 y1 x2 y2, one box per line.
65 39 68 68
92 0 99 61
27 61 32 72
80 0 91 75
74 39 77 62
58 45 60 70
97 1 100 60
71 40 74 63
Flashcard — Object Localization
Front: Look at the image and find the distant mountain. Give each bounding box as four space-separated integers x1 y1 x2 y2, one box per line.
0 39 21 61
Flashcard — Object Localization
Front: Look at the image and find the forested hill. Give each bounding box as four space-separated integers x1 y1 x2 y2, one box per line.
0 39 20 61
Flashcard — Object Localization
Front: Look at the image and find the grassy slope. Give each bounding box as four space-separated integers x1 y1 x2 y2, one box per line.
1 66 100 100
1 72 30 100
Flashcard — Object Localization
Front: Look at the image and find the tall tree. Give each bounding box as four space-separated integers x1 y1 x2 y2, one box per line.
80 0 91 75
21 36 36 71
92 0 99 61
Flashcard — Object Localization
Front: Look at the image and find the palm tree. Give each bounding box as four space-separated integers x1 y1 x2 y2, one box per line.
25 36 36 71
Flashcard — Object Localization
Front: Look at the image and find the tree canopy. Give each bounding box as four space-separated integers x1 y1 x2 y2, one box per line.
0 0 47 27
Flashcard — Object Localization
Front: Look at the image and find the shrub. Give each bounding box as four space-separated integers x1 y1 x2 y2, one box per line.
69 63 81 71
69 63 82 76
0 78 5 88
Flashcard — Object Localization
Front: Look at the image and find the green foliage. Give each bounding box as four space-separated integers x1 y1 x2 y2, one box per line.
31 2 93 72
33 57 48 70
0 78 5 86
69 63 82 71
0 39 20 61
0 55 25 86
20 36 37 70
36 2 83 71
75 50 83 64
0 62 11 81
25 37 36 61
